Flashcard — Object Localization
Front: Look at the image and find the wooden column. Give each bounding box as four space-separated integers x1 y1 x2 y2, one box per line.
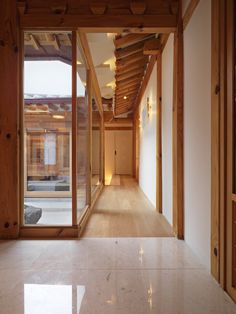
72 31 77 226
0 1 20 238
86 70 92 206
156 53 162 213
172 3 184 239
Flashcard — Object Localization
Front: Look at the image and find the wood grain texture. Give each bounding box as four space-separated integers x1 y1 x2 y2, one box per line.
83 176 173 237
0 0 20 238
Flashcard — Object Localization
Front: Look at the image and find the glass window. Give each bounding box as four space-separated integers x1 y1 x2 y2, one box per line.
23 31 72 225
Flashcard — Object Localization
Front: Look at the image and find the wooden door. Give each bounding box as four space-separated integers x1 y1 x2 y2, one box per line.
115 130 133 175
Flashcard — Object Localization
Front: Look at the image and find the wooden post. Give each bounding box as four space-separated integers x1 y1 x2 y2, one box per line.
172 2 184 239
211 0 221 283
156 53 162 213
0 0 20 238
72 31 77 226
86 70 92 206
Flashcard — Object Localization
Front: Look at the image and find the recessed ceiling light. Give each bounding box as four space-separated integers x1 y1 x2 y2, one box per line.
123 96 127 100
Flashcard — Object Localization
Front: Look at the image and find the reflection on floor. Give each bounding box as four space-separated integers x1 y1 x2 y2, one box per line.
0 238 235 314
83 175 174 237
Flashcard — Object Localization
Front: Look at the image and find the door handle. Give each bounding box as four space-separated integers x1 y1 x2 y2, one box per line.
115 150 117 155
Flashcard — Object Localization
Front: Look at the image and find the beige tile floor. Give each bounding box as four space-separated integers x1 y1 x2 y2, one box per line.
0 237 235 313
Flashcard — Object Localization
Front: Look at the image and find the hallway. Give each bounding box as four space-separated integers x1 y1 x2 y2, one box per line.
0 237 235 313
83 176 173 237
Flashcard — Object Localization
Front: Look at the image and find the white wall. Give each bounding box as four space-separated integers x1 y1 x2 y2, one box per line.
139 63 157 207
162 35 174 225
184 0 211 269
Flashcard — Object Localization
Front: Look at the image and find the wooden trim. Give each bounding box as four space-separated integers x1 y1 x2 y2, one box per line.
172 2 184 239
72 31 77 226
183 0 200 30
156 53 162 213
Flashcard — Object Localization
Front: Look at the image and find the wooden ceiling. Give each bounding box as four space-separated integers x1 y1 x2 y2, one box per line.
114 33 160 116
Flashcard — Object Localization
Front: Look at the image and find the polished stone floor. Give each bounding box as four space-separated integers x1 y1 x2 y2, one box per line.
0 237 235 313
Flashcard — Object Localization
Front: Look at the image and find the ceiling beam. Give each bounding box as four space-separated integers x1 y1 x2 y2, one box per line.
29 34 40 50
19 14 178 33
130 0 147 15
143 38 161 55
133 55 156 111
114 33 151 49
116 59 147 74
116 67 145 82
117 79 142 90
115 41 144 59
116 52 148 67
116 74 143 87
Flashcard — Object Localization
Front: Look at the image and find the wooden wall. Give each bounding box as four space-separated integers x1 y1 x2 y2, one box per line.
0 0 20 238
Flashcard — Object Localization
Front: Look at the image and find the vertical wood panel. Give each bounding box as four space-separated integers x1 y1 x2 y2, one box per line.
156 54 162 213
0 0 20 238
172 2 184 239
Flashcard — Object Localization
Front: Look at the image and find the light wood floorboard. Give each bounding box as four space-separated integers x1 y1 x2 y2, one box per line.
83 176 174 237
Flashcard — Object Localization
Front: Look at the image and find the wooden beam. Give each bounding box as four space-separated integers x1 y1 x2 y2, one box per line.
30 34 40 50
183 0 200 30
133 55 156 111
130 0 147 15
53 34 60 51
116 67 145 81
156 53 162 213
172 3 184 239
143 38 161 55
116 80 141 90
115 41 144 60
114 34 151 49
116 58 147 74
116 85 139 94
116 51 148 67
116 88 138 97
90 2 107 15
19 14 178 33
117 74 143 87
